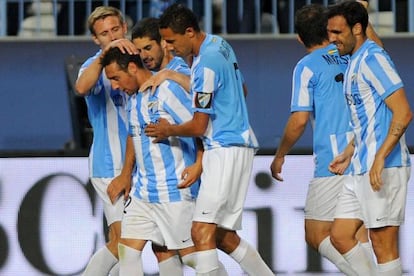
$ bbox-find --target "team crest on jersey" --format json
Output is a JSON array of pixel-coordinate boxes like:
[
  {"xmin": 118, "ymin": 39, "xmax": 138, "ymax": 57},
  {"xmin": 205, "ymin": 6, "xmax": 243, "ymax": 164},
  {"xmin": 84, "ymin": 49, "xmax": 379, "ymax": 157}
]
[
  {"xmin": 148, "ymin": 100, "xmax": 159, "ymax": 115},
  {"xmin": 195, "ymin": 92, "xmax": 212, "ymax": 109}
]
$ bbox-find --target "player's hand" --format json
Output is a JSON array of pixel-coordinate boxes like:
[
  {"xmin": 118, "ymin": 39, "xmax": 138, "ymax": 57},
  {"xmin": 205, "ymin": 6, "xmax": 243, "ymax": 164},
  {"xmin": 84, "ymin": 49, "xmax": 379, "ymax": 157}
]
[
  {"xmin": 145, "ymin": 118, "xmax": 171, "ymax": 143},
  {"xmin": 369, "ymin": 157, "xmax": 384, "ymax": 191},
  {"xmin": 139, "ymin": 69, "xmax": 172, "ymax": 93},
  {"xmin": 328, "ymin": 153, "xmax": 351, "ymax": 175},
  {"xmin": 105, "ymin": 38, "xmax": 138, "ymax": 55},
  {"xmin": 107, "ymin": 173, "xmax": 131, "ymax": 204},
  {"xmin": 178, "ymin": 163, "xmax": 202, "ymax": 189},
  {"xmin": 357, "ymin": 0, "xmax": 369, "ymax": 10},
  {"xmin": 270, "ymin": 156, "xmax": 284, "ymax": 181}
]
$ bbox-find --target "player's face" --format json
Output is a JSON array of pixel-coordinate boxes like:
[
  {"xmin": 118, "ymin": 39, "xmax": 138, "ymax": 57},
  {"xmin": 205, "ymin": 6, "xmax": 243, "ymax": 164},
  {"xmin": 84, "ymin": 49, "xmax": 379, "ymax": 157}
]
[
  {"xmin": 92, "ymin": 16, "xmax": 127, "ymax": 49},
  {"xmin": 132, "ymin": 37, "xmax": 164, "ymax": 71},
  {"xmin": 104, "ymin": 62, "xmax": 138, "ymax": 95},
  {"xmin": 159, "ymin": 27, "xmax": 192, "ymax": 58},
  {"xmin": 327, "ymin": 15, "xmax": 356, "ymax": 56}
]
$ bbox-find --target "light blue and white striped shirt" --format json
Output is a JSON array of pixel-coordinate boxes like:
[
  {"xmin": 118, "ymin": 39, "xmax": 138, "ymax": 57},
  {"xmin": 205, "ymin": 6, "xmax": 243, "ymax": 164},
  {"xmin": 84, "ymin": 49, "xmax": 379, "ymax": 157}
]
[
  {"xmin": 128, "ymin": 79, "xmax": 199, "ymax": 203},
  {"xmin": 78, "ymin": 50, "xmax": 128, "ymax": 178},
  {"xmin": 191, "ymin": 34, "xmax": 259, "ymax": 150},
  {"xmin": 344, "ymin": 39, "xmax": 410, "ymax": 174},
  {"xmin": 291, "ymin": 44, "xmax": 353, "ymax": 177}
]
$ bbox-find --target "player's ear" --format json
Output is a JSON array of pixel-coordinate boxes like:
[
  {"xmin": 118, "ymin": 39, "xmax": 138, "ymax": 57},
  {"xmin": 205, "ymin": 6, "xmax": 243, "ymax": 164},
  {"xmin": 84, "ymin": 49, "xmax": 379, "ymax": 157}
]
[{"xmin": 296, "ymin": 35, "xmax": 304, "ymax": 45}]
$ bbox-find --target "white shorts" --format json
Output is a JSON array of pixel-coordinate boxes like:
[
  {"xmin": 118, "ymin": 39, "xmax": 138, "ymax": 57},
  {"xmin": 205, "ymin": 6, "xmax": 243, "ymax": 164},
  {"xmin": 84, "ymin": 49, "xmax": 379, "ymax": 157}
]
[
  {"xmin": 335, "ymin": 167, "xmax": 410, "ymax": 228},
  {"xmin": 90, "ymin": 177, "xmax": 124, "ymax": 226},
  {"xmin": 304, "ymin": 175, "xmax": 345, "ymax": 221},
  {"xmin": 193, "ymin": 147, "xmax": 255, "ymax": 230},
  {"xmin": 121, "ymin": 196, "xmax": 195, "ymax": 250}
]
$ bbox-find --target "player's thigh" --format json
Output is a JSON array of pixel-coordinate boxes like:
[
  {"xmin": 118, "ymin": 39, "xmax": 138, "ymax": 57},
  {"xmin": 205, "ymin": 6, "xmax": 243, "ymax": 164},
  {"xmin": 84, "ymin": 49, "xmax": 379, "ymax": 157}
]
[{"xmin": 305, "ymin": 176, "xmax": 344, "ymax": 221}]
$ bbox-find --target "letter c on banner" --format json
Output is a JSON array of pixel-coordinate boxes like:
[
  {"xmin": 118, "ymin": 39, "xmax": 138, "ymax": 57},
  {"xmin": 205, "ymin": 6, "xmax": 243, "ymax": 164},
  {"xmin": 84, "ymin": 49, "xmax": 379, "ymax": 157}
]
[{"xmin": 17, "ymin": 173, "xmax": 97, "ymax": 275}]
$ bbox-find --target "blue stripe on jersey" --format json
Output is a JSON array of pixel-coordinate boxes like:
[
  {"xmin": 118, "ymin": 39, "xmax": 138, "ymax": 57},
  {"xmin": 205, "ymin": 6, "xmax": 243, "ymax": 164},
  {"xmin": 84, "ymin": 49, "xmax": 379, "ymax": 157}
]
[
  {"xmin": 345, "ymin": 40, "xmax": 410, "ymax": 174},
  {"xmin": 79, "ymin": 51, "xmax": 128, "ymax": 178},
  {"xmin": 129, "ymin": 80, "xmax": 199, "ymax": 203},
  {"xmin": 191, "ymin": 34, "xmax": 258, "ymax": 150},
  {"xmin": 291, "ymin": 44, "xmax": 352, "ymax": 177}
]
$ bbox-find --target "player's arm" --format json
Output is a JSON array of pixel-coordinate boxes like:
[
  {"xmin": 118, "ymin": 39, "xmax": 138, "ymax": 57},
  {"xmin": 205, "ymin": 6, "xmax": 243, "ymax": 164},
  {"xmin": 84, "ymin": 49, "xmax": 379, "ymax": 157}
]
[
  {"xmin": 370, "ymin": 88, "xmax": 412, "ymax": 191},
  {"xmin": 270, "ymin": 111, "xmax": 309, "ymax": 181},
  {"xmin": 107, "ymin": 135, "xmax": 136, "ymax": 203},
  {"xmin": 139, "ymin": 69, "xmax": 190, "ymax": 93},
  {"xmin": 145, "ymin": 111, "xmax": 209, "ymax": 142},
  {"xmin": 358, "ymin": 0, "xmax": 384, "ymax": 48},
  {"xmin": 75, "ymin": 55, "xmax": 104, "ymax": 96},
  {"xmin": 178, "ymin": 138, "xmax": 204, "ymax": 188}
]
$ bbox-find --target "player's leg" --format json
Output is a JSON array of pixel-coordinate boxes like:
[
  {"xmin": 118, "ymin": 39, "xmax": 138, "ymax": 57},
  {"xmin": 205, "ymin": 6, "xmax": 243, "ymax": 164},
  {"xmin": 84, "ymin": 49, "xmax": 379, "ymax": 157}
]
[
  {"xmin": 152, "ymin": 244, "xmax": 183, "ymax": 276},
  {"xmin": 82, "ymin": 223, "xmax": 121, "ymax": 276},
  {"xmin": 304, "ymin": 176, "xmax": 358, "ymax": 275},
  {"xmin": 83, "ymin": 178, "xmax": 124, "ymax": 276},
  {"xmin": 119, "ymin": 197, "xmax": 164, "ymax": 275},
  {"xmin": 331, "ymin": 175, "xmax": 376, "ymax": 275},
  {"xmin": 118, "ymin": 238, "xmax": 146, "ymax": 275},
  {"xmin": 217, "ymin": 228, "xmax": 274, "ymax": 276},
  {"xmin": 331, "ymin": 218, "xmax": 376, "ymax": 275},
  {"xmin": 365, "ymin": 167, "xmax": 409, "ymax": 275},
  {"xmin": 216, "ymin": 147, "xmax": 272, "ymax": 275}
]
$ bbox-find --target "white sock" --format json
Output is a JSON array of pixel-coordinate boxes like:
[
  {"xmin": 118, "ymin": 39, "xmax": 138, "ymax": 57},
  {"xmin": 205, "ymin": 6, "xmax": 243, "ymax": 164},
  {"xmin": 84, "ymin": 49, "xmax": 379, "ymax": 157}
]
[
  {"xmin": 318, "ymin": 236, "xmax": 357, "ymax": 276},
  {"xmin": 378, "ymin": 258, "xmax": 403, "ymax": 276},
  {"xmin": 229, "ymin": 239, "xmax": 274, "ymax": 276},
  {"xmin": 109, "ymin": 262, "xmax": 120, "ymax": 276},
  {"xmin": 182, "ymin": 252, "xmax": 228, "ymax": 276},
  {"xmin": 158, "ymin": 255, "xmax": 183, "ymax": 276},
  {"xmin": 118, "ymin": 243, "xmax": 143, "ymax": 276},
  {"xmin": 182, "ymin": 252, "xmax": 197, "ymax": 269},
  {"xmin": 343, "ymin": 242, "xmax": 376, "ymax": 276},
  {"xmin": 195, "ymin": 249, "xmax": 220, "ymax": 276},
  {"xmin": 82, "ymin": 246, "xmax": 118, "ymax": 276},
  {"xmin": 361, "ymin": 241, "xmax": 377, "ymax": 266}
]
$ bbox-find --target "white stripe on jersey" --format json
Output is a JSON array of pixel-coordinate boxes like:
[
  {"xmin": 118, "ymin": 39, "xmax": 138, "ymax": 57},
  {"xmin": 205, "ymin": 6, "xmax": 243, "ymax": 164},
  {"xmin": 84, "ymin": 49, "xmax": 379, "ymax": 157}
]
[{"xmin": 297, "ymin": 66, "xmax": 312, "ymax": 107}]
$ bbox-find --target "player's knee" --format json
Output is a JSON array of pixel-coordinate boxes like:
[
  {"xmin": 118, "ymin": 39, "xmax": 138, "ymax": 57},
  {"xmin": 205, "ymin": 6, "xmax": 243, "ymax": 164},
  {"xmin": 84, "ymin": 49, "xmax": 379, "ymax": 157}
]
[{"xmin": 191, "ymin": 223, "xmax": 215, "ymax": 247}]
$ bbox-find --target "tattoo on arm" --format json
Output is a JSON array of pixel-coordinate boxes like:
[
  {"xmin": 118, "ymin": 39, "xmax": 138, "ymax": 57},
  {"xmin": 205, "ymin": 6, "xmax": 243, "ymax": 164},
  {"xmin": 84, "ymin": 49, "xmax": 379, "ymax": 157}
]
[{"xmin": 390, "ymin": 122, "xmax": 406, "ymax": 137}]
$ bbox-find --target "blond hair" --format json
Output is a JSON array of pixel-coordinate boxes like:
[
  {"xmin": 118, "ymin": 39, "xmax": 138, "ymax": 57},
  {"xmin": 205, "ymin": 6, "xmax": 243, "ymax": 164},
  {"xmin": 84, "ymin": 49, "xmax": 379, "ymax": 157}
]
[{"xmin": 87, "ymin": 6, "xmax": 125, "ymax": 35}]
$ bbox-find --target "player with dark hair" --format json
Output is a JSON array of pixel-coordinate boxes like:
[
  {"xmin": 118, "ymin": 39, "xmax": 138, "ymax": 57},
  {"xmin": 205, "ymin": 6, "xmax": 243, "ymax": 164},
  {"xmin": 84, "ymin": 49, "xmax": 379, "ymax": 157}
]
[
  {"xmin": 328, "ymin": 1, "xmax": 412, "ymax": 274},
  {"xmin": 145, "ymin": 3, "xmax": 274, "ymax": 276}
]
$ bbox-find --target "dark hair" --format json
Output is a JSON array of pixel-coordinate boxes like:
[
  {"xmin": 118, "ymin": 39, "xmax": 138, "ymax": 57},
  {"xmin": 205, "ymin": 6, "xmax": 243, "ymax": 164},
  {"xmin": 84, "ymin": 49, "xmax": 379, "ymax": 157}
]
[
  {"xmin": 295, "ymin": 4, "xmax": 328, "ymax": 48},
  {"xmin": 101, "ymin": 47, "xmax": 143, "ymax": 70},
  {"xmin": 131, "ymin": 17, "xmax": 161, "ymax": 43},
  {"xmin": 158, "ymin": 3, "xmax": 200, "ymax": 34},
  {"xmin": 327, "ymin": 0, "xmax": 368, "ymax": 35}
]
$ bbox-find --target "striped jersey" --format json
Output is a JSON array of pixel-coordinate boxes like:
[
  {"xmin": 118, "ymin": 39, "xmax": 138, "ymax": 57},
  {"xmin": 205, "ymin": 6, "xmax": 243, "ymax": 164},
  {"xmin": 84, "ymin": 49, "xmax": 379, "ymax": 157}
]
[
  {"xmin": 78, "ymin": 50, "xmax": 128, "ymax": 178},
  {"xmin": 291, "ymin": 43, "xmax": 353, "ymax": 177},
  {"xmin": 165, "ymin": 56, "xmax": 190, "ymax": 75},
  {"xmin": 191, "ymin": 34, "xmax": 259, "ymax": 150},
  {"xmin": 344, "ymin": 39, "xmax": 410, "ymax": 174},
  {"xmin": 128, "ymin": 79, "xmax": 199, "ymax": 203}
]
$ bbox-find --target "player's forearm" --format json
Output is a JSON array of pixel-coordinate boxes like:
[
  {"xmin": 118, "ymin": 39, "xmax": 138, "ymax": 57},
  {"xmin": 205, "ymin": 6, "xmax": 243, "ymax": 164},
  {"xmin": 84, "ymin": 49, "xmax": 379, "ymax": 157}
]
[
  {"xmin": 376, "ymin": 118, "xmax": 412, "ymax": 159},
  {"xmin": 75, "ymin": 56, "xmax": 104, "ymax": 95},
  {"xmin": 275, "ymin": 115, "xmax": 307, "ymax": 158}
]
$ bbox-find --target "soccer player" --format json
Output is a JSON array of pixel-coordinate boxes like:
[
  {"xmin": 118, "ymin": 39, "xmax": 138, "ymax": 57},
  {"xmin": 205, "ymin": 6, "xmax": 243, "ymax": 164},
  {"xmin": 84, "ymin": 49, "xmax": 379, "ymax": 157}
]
[
  {"xmin": 75, "ymin": 6, "xmax": 136, "ymax": 276},
  {"xmin": 145, "ymin": 4, "xmax": 274, "ymax": 276},
  {"xmin": 102, "ymin": 46, "xmax": 202, "ymax": 275},
  {"xmin": 327, "ymin": 1, "xmax": 412, "ymax": 275},
  {"xmin": 130, "ymin": 17, "xmax": 191, "ymax": 93}
]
